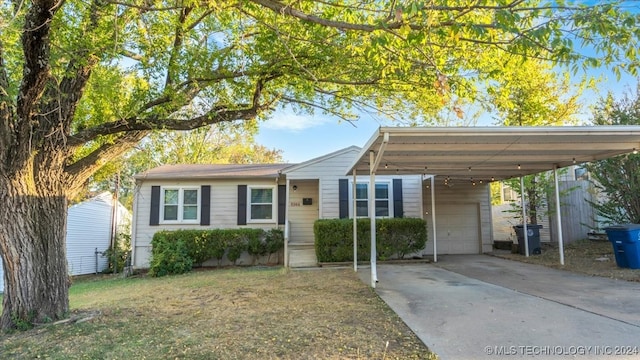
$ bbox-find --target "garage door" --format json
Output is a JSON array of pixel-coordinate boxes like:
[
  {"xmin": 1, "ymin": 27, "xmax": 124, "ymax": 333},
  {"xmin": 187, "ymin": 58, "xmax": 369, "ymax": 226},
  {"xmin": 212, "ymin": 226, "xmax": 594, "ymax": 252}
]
[{"xmin": 431, "ymin": 203, "xmax": 480, "ymax": 254}]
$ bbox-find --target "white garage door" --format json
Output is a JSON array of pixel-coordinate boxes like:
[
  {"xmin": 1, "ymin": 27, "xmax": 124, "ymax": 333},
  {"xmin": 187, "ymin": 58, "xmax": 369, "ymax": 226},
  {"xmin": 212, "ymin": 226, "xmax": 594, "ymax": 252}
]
[{"xmin": 432, "ymin": 203, "xmax": 481, "ymax": 254}]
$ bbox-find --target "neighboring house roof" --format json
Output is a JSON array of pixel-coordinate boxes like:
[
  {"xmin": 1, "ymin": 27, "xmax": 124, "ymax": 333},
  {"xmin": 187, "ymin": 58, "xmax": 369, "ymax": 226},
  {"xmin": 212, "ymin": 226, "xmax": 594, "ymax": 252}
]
[
  {"xmin": 281, "ymin": 145, "xmax": 361, "ymax": 174},
  {"xmin": 134, "ymin": 163, "xmax": 294, "ymax": 180}
]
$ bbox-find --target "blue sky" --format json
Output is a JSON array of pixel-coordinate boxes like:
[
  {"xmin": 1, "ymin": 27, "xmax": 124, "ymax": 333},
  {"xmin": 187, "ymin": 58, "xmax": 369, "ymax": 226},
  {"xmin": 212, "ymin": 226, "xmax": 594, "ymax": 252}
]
[{"xmin": 256, "ymin": 69, "xmax": 637, "ymax": 164}]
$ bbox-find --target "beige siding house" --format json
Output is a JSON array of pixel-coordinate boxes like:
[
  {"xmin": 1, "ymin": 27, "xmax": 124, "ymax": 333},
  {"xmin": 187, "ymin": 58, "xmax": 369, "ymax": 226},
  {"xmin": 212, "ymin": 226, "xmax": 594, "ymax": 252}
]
[
  {"xmin": 132, "ymin": 164, "xmax": 288, "ymax": 268},
  {"xmin": 131, "ymin": 146, "xmax": 493, "ymax": 269}
]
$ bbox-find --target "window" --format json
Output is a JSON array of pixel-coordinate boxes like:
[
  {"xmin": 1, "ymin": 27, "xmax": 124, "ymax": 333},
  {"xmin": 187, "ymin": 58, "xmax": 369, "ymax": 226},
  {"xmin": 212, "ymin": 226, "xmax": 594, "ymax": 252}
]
[
  {"xmin": 354, "ymin": 182, "xmax": 391, "ymax": 217},
  {"xmin": 249, "ymin": 186, "xmax": 274, "ymax": 222},
  {"xmin": 161, "ymin": 187, "xmax": 199, "ymax": 223}
]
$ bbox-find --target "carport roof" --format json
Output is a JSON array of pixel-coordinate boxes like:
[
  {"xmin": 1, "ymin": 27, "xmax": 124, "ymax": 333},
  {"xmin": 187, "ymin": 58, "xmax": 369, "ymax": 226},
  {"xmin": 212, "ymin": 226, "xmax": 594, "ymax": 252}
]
[{"xmin": 346, "ymin": 126, "xmax": 640, "ymax": 181}]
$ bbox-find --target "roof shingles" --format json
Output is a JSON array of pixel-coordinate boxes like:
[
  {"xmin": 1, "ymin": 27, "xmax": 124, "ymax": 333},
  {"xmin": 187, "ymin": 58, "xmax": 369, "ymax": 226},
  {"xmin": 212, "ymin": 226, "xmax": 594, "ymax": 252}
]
[{"xmin": 134, "ymin": 163, "xmax": 294, "ymax": 180}]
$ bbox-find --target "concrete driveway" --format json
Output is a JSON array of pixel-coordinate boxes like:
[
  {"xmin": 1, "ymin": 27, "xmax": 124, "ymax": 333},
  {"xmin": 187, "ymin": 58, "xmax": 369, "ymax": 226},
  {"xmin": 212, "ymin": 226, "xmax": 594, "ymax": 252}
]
[{"xmin": 358, "ymin": 255, "xmax": 640, "ymax": 360}]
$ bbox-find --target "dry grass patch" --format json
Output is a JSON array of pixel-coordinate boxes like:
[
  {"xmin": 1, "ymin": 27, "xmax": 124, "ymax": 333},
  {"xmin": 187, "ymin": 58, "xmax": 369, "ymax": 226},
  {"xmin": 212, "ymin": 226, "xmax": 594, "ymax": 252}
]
[
  {"xmin": 494, "ymin": 239, "xmax": 640, "ymax": 282},
  {"xmin": 0, "ymin": 267, "xmax": 436, "ymax": 359}
]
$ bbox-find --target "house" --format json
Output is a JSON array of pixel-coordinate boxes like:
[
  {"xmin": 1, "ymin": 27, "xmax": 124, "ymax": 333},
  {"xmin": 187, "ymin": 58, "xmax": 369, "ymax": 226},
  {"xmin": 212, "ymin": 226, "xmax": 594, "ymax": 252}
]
[
  {"xmin": 0, "ymin": 192, "xmax": 130, "ymax": 292},
  {"xmin": 131, "ymin": 145, "xmax": 494, "ymax": 269}
]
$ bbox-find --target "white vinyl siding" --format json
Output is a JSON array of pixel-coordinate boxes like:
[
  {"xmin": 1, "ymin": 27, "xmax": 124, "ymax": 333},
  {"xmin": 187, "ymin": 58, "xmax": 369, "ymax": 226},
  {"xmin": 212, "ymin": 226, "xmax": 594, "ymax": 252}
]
[
  {"xmin": 248, "ymin": 186, "xmax": 275, "ymax": 223},
  {"xmin": 132, "ymin": 179, "xmax": 282, "ymax": 269},
  {"xmin": 160, "ymin": 187, "xmax": 199, "ymax": 224}
]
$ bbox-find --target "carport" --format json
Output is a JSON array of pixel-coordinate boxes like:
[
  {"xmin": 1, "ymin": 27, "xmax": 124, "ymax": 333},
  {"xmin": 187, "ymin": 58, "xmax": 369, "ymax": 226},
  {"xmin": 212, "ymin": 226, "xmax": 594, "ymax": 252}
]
[{"xmin": 346, "ymin": 126, "xmax": 640, "ymax": 287}]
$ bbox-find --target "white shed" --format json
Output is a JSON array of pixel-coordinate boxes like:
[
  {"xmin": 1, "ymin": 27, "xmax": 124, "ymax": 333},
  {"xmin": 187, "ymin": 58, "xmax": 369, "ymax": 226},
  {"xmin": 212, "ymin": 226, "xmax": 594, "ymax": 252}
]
[{"xmin": 0, "ymin": 192, "xmax": 130, "ymax": 292}]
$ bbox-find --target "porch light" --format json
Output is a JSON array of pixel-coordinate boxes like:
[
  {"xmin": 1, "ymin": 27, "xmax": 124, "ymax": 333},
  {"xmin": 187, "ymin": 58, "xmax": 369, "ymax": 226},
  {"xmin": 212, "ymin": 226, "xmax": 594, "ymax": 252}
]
[
  {"xmin": 517, "ymin": 164, "xmax": 521, "ymax": 169},
  {"xmin": 634, "ymin": 148, "xmax": 638, "ymax": 154}
]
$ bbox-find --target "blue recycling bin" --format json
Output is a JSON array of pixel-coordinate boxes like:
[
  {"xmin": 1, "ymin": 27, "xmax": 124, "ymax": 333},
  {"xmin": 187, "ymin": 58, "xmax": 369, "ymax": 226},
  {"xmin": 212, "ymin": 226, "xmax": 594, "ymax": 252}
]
[{"xmin": 604, "ymin": 224, "xmax": 640, "ymax": 269}]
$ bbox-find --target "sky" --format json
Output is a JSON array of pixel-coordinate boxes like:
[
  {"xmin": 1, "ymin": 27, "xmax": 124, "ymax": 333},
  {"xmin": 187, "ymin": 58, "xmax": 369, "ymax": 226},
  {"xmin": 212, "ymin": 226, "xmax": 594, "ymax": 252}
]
[{"xmin": 256, "ymin": 69, "xmax": 638, "ymax": 164}]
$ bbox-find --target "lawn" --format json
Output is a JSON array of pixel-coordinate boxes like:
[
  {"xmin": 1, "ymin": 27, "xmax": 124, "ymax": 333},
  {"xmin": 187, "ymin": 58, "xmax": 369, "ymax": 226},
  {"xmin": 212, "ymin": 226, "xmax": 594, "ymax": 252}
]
[{"xmin": 0, "ymin": 267, "xmax": 437, "ymax": 359}]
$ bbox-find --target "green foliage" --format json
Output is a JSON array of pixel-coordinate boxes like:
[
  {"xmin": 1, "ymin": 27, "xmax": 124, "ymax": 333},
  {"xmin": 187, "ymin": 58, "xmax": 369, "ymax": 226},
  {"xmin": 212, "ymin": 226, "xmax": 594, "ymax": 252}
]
[
  {"xmin": 314, "ymin": 218, "xmax": 427, "ymax": 262},
  {"xmin": 264, "ymin": 229, "xmax": 284, "ymax": 264},
  {"xmin": 149, "ymin": 234, "xmax": 193, "ymax": 277},
  {"xmin": 246, "ymin": 231, "xmax": 268, "ymax": 265},
  {"xmin": 226, "ymin": 234, "xmax": 247, "ymax": 265},
  {"xmin": 485, "ymin": 59, "xmax": 588, "ymax": 126},
  {"xmin": 148, "ymin": 229, "xmax": 280, "ymax": 273},
  {"xmin": 585, "ymin": 84, "xmax": 640, "ymax": 225},
  {"xmin": 87, "ymin": 123, "xmax": 283, "ymax": 210},
  {"xmin": 103, "ymin": 230, "xmax": 131, "ymax": 273},
  {"xmin": 10, "ymin": 311, "xmax": 35, "ymax": 331}
]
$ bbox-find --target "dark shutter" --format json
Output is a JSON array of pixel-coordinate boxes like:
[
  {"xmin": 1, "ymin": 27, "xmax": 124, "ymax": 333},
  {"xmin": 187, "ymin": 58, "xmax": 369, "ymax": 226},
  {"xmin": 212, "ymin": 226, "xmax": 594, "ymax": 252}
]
[
  {"xmin": 393, "ymin": 179, "xmax": 403, "ymax": 218},
  {"xmin": 150, "ymin": 186, "xmax": 160, "ymax": 226},
  {"xmin": 278, "ymin": 185, "xmax": 286, "ymax": 225},
  {"xmin": 237, "ymin": 185, "xmax": 247, "ymax": 225},
  {"xmin": 338, "ymin": 179, "xmax": 349, "ymax": 219},
  {"xmin": 200, "ymin": 185, "xmax": 211, "ymax": 226}
]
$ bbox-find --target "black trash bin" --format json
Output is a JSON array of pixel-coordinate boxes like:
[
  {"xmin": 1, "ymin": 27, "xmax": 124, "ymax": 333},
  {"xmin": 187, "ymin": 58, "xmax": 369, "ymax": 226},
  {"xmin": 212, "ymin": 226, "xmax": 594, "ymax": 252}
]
[
  {"xmin": 604, "ymin": 224, "xmax": 640, "ymax": 269},
  {"xmin": 513, "ymin": 224, "xmax": 543, "ymax": 255}
]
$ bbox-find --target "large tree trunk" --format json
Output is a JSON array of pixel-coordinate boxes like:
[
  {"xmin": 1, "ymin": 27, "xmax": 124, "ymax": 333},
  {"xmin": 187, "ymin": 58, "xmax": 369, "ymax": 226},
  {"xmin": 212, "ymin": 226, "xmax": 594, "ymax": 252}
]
[{"xmin": 0, "ymin": 166, "xmax": 70, "ymax": 330}]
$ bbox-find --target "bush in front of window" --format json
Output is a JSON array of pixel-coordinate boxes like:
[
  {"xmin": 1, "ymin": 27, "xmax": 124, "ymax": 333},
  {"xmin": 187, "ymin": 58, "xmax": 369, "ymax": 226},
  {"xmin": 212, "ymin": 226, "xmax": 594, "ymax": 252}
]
[
  {"xmin": 149, "ymin": 232, "xmax": 193, "ymax": 277},
  {"xmin": 149, "ymin": 228, "xmax": 283, "ymax": 276},
  {"xmin": 314, "ymin": 218, "xmax": 427, "ymax": 263},
  {"xmin": 264, "ymin": 229, "xmax": 284, "ymax": 264},
  {"xmin": 226, "ymin": 232, "xmax": 248, "ymax": 265}
]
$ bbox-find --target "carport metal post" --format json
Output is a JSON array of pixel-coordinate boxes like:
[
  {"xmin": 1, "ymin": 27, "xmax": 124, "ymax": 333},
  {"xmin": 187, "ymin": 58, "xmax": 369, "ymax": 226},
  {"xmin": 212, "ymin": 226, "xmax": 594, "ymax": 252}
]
[
  {"xmin": 431, "ymin": 175, "xmax": 437, "ymax": 262},
  {"xmin": 353, "ymin": 169, "xmax": 357, "ymax": 272},
  {"xmin": 553, "ymin": 165, "xmax": 565, "ymax": 265},
  {"xmin": 520, "ymin": 176, "xmax": 530, "ymax": 257},
  {"xmin": 369, "ymin": 150, "xmax": 377, "ymax": 287}
]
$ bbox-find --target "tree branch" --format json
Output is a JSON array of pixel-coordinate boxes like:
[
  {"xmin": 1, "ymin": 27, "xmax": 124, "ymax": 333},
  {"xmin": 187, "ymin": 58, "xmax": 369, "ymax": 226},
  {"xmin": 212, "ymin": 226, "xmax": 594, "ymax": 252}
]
[
  {"xmin": 17, "ymin": 0, "xmax": 59, "ymax": 122},
  {"xmin": 68, "ymin": 75, "xmax": 277, "ymax": 146},
  {"xmin": 64, "ymin": 130, "xmax": 149, "ymax": 195},
  {"xmin": 165, "ymin": 6, "xmax": 192, "ymax": 88}
]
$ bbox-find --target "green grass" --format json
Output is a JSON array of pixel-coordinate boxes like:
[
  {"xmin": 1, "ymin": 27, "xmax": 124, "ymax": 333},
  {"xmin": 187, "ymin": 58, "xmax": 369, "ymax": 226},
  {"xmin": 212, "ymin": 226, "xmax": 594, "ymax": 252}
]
[{"xmin": 0, "ymin": 268, "xmax": 437, "ymax": 359}]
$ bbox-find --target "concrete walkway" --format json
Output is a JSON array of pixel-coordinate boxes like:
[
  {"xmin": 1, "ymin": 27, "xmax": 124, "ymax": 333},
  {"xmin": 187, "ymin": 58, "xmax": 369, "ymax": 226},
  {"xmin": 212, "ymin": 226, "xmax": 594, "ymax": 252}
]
[{"xmin": 358, "ymin": 255, "xmax": 640, "ymax": 360}]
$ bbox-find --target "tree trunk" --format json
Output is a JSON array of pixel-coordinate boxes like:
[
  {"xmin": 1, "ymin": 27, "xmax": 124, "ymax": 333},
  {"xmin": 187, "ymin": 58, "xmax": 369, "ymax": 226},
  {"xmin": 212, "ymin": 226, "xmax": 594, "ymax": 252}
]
[{"xmin": 0, "ymin": 170, "xmax": 70, "ymax": 330}]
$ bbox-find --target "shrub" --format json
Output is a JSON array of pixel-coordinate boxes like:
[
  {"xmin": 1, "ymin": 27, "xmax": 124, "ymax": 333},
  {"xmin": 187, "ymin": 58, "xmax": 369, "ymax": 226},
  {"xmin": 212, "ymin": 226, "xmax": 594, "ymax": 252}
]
[
  {"xmin": 150, "ymin": 228, "xmax": 278, "ymax": 273},
  {"xmin": 246, "ymin": 233, "xmax": 267, "ymax": 265},
  {"xmin": 226, "ymin": 233, "xmax": 247, "ymax": 265},
  {"xmin": 314, "ymin": 218, "xmax": 427, "ymax": 262},
  {"xmin": 208, "ymin": 230, "xmax": 227, "ymax": 267},
  {"xmin": 103, "ymin": 230, "xmax": 131, "ymax": 273},
  {"xmin": 149, "ymin": 232, "xmax": 193, "ymax": 277},
  {"xmin": 265, "ymin": 229, "xmax": 284, "ymax": 264}
]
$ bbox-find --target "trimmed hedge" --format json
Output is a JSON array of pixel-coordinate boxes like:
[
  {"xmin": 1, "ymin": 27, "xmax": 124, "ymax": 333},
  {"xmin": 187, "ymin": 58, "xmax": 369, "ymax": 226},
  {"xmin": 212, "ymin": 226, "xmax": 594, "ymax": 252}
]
[
  {"xmin": 314, "ymin": 218, "xmax": 427, "ymax": 262},
  {"xmin": 149, "ymin": 228, "xmax": 284, "ymax": 276}
]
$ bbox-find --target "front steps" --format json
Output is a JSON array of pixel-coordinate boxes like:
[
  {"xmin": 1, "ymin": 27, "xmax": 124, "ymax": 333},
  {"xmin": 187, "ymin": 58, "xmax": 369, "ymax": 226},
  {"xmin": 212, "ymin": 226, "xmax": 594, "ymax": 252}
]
[{"xmin": 288, "ymin": 242, "xmax": 317, "ymax": 267}]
